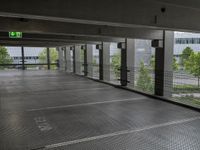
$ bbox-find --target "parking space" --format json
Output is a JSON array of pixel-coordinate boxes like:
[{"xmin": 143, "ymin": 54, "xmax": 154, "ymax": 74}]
[{"xmin": 0, "ymin": 70, "xmax": 200, "ymax": 150}]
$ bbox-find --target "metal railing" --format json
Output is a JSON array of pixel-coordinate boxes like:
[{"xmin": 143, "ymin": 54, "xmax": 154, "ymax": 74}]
[{"xmin": 64, "ymin": 61, "xmax": 200, "ymax": 109}]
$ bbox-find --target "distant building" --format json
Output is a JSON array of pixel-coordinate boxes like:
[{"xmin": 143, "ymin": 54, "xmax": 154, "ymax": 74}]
[
  {"xmin": 174, "ymin": 32, "xmax": 200, "ymax": 62},
  {"xmin": 6, "ymin": 47, "xmax": 44, "ymax": 64}
]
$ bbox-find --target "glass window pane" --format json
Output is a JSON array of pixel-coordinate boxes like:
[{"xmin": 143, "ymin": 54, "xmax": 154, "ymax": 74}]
[
  {"xmin": 0, "ymin": 46, "xmax": 22, "ymax": 70},
  {"xmin": 171, "ymin": 31, "xmax": 200, "ymax": 108}
]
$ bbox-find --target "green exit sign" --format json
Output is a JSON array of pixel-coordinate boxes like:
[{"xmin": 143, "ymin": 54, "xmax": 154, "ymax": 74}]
[{"xmin": 9, "ymin": 32, "xmax": 23, "ymax": 38}]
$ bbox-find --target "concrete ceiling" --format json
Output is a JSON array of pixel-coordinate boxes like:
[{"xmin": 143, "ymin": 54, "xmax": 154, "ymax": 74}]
[
  {"xmin": 4, "ymin": 0, "xmax": 198, "ymax": 46},
  {"xmin": 0, "ymin": 16, "xmax": 163, "ymax": 46},
  {"xmin": 0, "ymin": 0, "xmax": 199, "ymax": 32}
]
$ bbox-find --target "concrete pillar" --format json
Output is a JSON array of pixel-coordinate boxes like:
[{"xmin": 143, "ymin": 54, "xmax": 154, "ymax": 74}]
[
  {"xmin": 153, "ymin": 31, "xmax": 174, "ymax": 97},
  {"xmin": 63, "ymin": 47, "xmax": 67, "ymax": 71},
  {"xmin": 126, "ymin": 39, "xmax": 136, "ymax": 87},
  {"xmin": 65, "ymin": 46, "xmax": 72, "ymax": 72},
  {"xmin": 61, "ymin": 47, "xmax": 66, "ymax": 71},
  {"xmin": 163, "ymin": 31, "xmax": 174, "ymax": 98},
  {"xmin": 58, "ymin": 47, "xmax": 64, "ymax": 71},
  {"xmin": 86, "ymin": 44, "xmax": 93, "ymax": 77},
  {"xmin": 74, "ymin": 45, "xmax": 81, "ymax": 75},
  {"xmin": 71, "ymin": 46, "xmax": 76, "ymax": 73},
  {"xmin": 103, "ymin": 42, "xmax": 111, "ymax": 82}
]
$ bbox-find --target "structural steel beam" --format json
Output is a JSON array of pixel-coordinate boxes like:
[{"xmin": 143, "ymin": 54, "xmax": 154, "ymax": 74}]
[
  {"xmin": 0, "ymin": 17, "xmax": 163, "ymax": 40},
  {"xmin": 0, "ymin": 0, "xmax": 200, "ymax": 31},
  {"xmin": 82, "ymin": 45, "xmax": 88, "ymax": 76},
  {"xmin": 118, "ymin": 42, "xmax": 128, "ymax": 86},
  {"xmin": 96, "ymin": 43, "xmax": 104, "ymax": 80},
  {"xmin": 21, "ymin": 46, "xmax": 25, "ymax": 70},
  {"xmin": 47, "ymin": 47, "xmax": 50, "ymax": 70}
]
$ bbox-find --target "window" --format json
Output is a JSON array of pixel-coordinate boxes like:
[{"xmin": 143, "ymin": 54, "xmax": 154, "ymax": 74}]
[{"xmin": 175, "ymin": 38, "xmax": 200, "ymax": 44}]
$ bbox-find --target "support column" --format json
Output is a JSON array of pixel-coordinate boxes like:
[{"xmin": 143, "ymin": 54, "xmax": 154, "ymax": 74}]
[
  {"xmin": 96, "ymin": 43, "xmax": 103, "ymax": 80},
  {"xmin": 81, "ymin": 45, "xmax": 88, "ymax": 76},
  {"xmin": 118, "ymin": 42, "xmax": 127, "ymax": 86},
  {"xmin": 152, "ymin": 31, "xmax": 174, "ymax": 97},
  {"xmin": 58, "ymin": 47, "xmax": 64, "ymax": 71},
  {"xmin": 86, "ymin": 44, "xmax": 93, "ymax": 77},
  {"xmin": 21, "ymin": 46, "xmax": 25, "ymax": 70},
  {"xmin": 63, "ymin": 47, "xmax": 67, "ymax": 71},
  {"xmin": 163, "ymin": 31, "xmax": 174, "ymax": 98},
  {"xmin": 74, "ymin": 45, "xmax": 81, "ymax": 75},
  {"xmin": 66, "ymin": 46, "xmax": 71, "ymax": 72},
  {"xmin": 126, "ymin": 39, "xmax": 136, "ymax": 87},
  {"xmin": 155, "ymin": 47, "xmax": 164, "ymax": 96},
  {"xmin": 152, "ymin": 39, "xmax": 164, "ymax": 96},
  {"xmin": 103, "ymin": 42, "xmax": 111, "ymax": 82},
  {"xmin": 70, "ymin": 46, "xmax": 76, "ymax": 73},
  {"xmin": 47, "ymin": 47, "xmax": 50, "ymax": 70}
]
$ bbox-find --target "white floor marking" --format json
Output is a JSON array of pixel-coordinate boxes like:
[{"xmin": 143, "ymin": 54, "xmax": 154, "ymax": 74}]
[
  {"xmin": 27, "ymin": 97, "xmax": 146, "ymax": 112},
  {"xmin": 45, "ymin": 116, "xmax": 200, "ymax": 149}
]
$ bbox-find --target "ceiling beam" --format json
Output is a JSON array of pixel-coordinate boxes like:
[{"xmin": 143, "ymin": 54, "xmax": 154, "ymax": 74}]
[
  {"xmin": 0, "ymin": 38, "xmax": 101, "ymax": 47},
  {"xmin": 0, "ymin": 17, "xmax": 163, "ymax": 40},
  {"xmin": 0, "ymin": 32, "xmax": 125, "ymax": 42},
  {"xmin": 0, "ymin": 40, "xmax": 68, "ymax": 47}
]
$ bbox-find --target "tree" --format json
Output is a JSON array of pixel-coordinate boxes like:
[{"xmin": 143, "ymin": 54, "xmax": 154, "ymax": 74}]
[
  {"xmin": 185, "ymin": 52, "xmax": 200, "ymax": 87},
  {"xmin": 111, "ymin": 52, "xmax": 121, "ymax": 78},
  {"xmin": 136, "ymin": 61, "xmax": 153, "ymax": 92},
  {"xmin": 150, "ymin": 55, "xmax": 155, "ymax": 69},
  {"xmin": 181, "ymin": 47, "xmax": 194, "ymax": 67},
  {"xmin": 39, "ymin": 48, "xmax": 58, "ymax": 69},
  {"xmin": 150, "ymin": 55, "xmax": 179, "ymax": 71},
  {"xmin": 172, "ymin": 57, "xmax": 179, "ymax": 71},
  {"xmin": 0, "ymin": 46, "xmax": 13, "ymax": 69}
]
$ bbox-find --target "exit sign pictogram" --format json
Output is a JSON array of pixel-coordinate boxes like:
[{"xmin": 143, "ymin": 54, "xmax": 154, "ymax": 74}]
[{"xmin": 9, "ymin": 32, "xmax": 23, "ymax": 38}]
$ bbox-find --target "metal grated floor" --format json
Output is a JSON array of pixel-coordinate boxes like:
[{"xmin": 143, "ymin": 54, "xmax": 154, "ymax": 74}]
[{"xmin": 0, "ymin": 70, "xmax": 200, "ymax": 150}]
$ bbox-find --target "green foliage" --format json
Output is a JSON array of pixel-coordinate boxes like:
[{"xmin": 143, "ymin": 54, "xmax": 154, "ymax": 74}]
[
  {"xmin": 111, "ymin": 52, "xmax": 121, "ymax": 78},
  {"xmin": 39, "ymin": 48, "xmax": 58, "ymax": 69},
  {"xmin": 173, "ymin": 84, "xmax": 199, "ymax": 93},
  {"xmin": 185, "ymin": 52, "xmax": 200, "ymax": 87},
  {"xmin": 150, "ymin": 55, "xmax": 155, "ymax": 69},
  {"xmin": 0, "ymin": 46, "xmax": 13, "ymax": 69},
  {"xmin": 92, "ymin": 58, "xmax": 97, "ymax": 65},
  {"xmin": 150, "ymin": 55, "xmax": 178, "ymax": 71},
  {"xmin": 136, "ymin": 61, "xmax": 153, "ymax": 93},
  {"xmin": 172, "ymin": 57, "xmax": 179, "ymax": 71},
  {"xmin": 173, "ymin": 96, "xmax": 200, "ymax": 106},
  {"xmin": 80, "ymin": 49, "xmax": 85, "ymax": 62},
  {"xmin": 181, "ymin": 47, "xmax": 194, "ymax": 66}
]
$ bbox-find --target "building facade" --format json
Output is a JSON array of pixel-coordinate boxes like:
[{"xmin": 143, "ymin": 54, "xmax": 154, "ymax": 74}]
[{"xmin": 6, "ymin": 47, "xmax": 45, "ymax": 64}]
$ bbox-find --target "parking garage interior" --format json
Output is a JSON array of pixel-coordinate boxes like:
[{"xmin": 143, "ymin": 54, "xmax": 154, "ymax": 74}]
[{"xmin": 0, "ymin": 1, "xmax": 200, "ymax": 150}]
